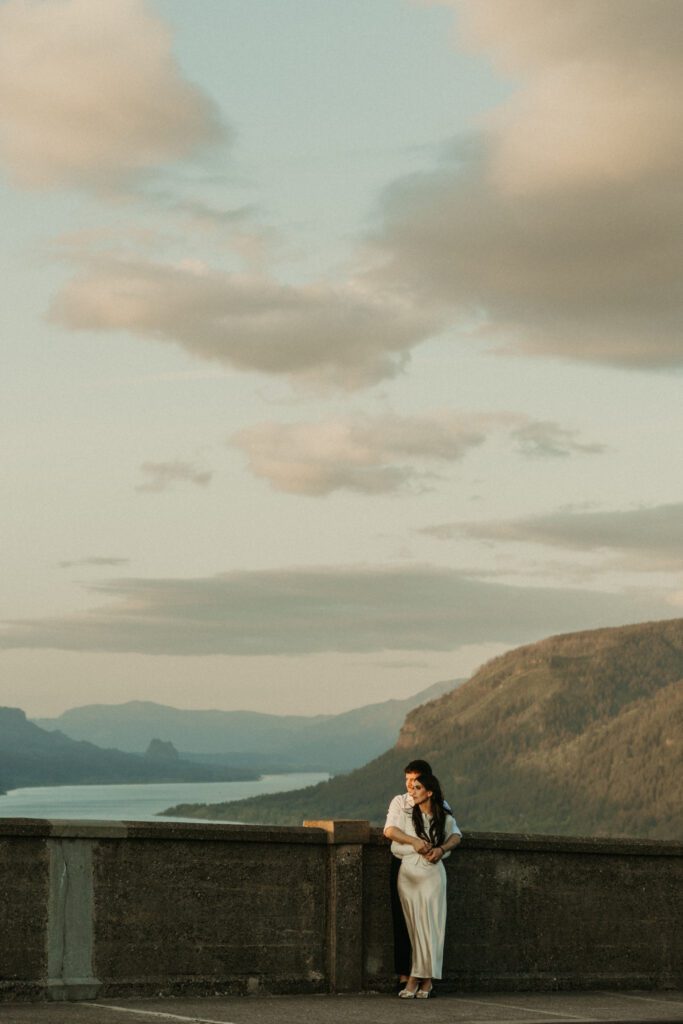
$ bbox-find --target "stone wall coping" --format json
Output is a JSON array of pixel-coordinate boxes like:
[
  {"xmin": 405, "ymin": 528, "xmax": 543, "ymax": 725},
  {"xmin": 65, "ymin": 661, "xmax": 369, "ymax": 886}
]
[
  {"xmin": 0, "ymin": 817, "xmax": 681, "ymax": 855},
  {"xmin": 0, "ymin": 818, "xmax": 328, "ymax": 844},
  {"xmin": 304, "ymin": 819, "xmax": 371, "ymax": 843},
  {"xmin": 367, "ymin": 826, "xmax": 683, "ymax": 857}
]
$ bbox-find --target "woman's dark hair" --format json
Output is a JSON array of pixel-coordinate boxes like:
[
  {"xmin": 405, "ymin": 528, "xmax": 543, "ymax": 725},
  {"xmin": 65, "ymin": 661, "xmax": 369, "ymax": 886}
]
[{"xmin": 411, "ymin": 772, "xmax": 448, "ymax": 847}]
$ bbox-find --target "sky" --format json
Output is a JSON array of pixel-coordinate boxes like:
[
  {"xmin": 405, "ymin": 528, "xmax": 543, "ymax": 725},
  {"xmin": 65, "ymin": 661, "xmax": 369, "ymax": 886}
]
[{"xmin": 1, "ymin": 0, "xmax": 682, "ymax": 718}]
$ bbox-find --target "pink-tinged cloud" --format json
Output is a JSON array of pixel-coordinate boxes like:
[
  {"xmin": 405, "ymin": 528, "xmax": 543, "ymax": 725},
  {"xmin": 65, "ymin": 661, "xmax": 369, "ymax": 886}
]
[
  {"xmin": 232, "ymin": 412, "xmax": 602, "ymax": 495},
  {"xmin": 435, "ymin": 0, "xmax": 683, "ymax": 193},
  {"xmin": 0, "ymin": 0, "xmax": 226, "ymax": 189},
  {"xmin": 373, "ymin": 1, "xmax": 683, "ymax": 369}
]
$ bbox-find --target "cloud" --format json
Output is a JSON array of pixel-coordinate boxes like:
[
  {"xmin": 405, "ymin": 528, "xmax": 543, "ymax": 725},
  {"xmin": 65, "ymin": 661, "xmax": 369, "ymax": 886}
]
[
  {"xmin": 0, "ymin": 565, "xmax": 674, "ymax": 656},
  {"xmin": 50, "ymin": 256, "xmax": 442, "ymax": 389},
  {"xmin": 437, "ymin": 0, "xmax": 683, "ymax": 193},
  {"xmin": 370, "ymin": 2, "xmax": 683, "ymax": 370},
  {"xmin": 511, "ymin": 422, "xmax": 606, "ymax": 459},
  {"xmin": 39, "ymin": 0, "xmax": 683, "ymax": 383},
  {"xmin": 373, "ymin": 140, "xmax": 683, "ymax": 369},
  {"xmin": 136, "ymin": 461, "xmax": 213, "ymax": 493},
  {"xmin": 232, "ymin": 411, "xmax": 603, "ymax": 495},
  {"xmin": 58, "ymin": 557, "xmax": 129, "ymax": 569},
  {"xmin": 232, "ymin": 411, "xmax": 494, "ymax": 495},
  {"xmin": 0, "ymin": 0, "xmax": 225, "ymax": 190},
  {"xmin": 422, "ymin": 502, "xmax": 683, "ymax": 571}
]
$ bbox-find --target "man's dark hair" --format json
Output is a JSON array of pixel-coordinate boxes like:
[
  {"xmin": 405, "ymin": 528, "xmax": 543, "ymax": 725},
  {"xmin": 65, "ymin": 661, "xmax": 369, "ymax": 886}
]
[{"xmin": 404, "ymin": 759, "xmax": 432, "ymax": 775}]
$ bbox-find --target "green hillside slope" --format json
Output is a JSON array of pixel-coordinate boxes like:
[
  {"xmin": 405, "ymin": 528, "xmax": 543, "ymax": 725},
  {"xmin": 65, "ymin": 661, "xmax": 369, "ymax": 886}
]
[{"xmin": 165, "ymin": 618, "xmax": 683, "ymax": 839}]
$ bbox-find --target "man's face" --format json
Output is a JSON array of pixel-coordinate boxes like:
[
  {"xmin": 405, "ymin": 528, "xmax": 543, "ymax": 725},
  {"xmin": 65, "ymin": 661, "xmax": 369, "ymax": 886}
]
[{"xmin": 405, "ymin": 772, "xmax": 419, "ymax": 797}]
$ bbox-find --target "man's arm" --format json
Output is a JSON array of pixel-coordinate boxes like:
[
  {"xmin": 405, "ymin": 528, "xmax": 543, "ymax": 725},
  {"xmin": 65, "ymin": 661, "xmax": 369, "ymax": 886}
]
[
  {"xmin": 384, "ymin": 824, "xmax": 431, "ymax": 853},
  {"xmin": 383, "ymin": 794, "xmax": 431, "ymax": 853}
]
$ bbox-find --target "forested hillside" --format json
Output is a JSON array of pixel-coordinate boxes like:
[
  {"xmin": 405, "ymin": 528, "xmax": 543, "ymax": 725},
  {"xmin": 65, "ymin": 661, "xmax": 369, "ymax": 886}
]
[{"xmin": 166, "ymin": 618, "xmax": 683, "ymax": 839}]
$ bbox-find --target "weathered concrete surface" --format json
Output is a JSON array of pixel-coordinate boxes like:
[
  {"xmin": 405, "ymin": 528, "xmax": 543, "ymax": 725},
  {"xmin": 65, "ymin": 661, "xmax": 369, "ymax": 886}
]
[
  {"xmin": 92, "ymin": 828, "xmax": 328, "ymax": 998},
  {"xmin": 47, "ymin": 839, "xmax": 100, "ymax": 1001},
  {"xmin": 0, "ymin": 990, "xmax": 682, "ymax": 1024},
  {"xmin": 305, "ymin": 820, "xmax": 370, "ymax": 992},
  {"xmin": 0, "ymin": 819, "xmax": 681, "ymax": 1002},
  {"xmin": 0, "ymin": 823, "xmax": 49, "ymax": 1000},
  {"xmin": 443, "ymin": 837, "xmax": 683, "ymax": 991}
]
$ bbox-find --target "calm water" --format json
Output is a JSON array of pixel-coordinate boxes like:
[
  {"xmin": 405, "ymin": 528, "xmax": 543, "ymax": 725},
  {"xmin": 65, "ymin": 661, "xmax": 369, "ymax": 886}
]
[{"xmin": 0, "ymin": 773, "xmax": 329, "ymax": 823}]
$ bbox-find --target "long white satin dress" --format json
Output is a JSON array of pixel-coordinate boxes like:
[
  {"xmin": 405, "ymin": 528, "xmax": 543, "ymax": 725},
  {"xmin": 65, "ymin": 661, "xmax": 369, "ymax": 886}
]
[{"xmin": 391, "ymin": 807, "xmax": 460, "ymax": 979}]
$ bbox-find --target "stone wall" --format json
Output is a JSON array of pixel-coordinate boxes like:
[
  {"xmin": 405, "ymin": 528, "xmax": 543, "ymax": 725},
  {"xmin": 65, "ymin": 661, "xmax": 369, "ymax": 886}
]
[
  {"xmin": 1, "ymin": 818, "xmax": 681, "ymax": 1002},
  {"xmin": 364, "ymin": 831, "xmax": 683, "ymax": 992}
]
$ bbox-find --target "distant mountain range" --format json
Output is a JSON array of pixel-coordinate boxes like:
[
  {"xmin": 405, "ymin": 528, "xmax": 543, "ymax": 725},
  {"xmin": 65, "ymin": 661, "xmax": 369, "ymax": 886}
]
[
  {"xmin": 32, "ymin": 679, "xmax": 459, "ymax": 772},
  {"xmin": 166, "ymin": 618, "xmax": 683, "ymax": 841},
  {"xmin": 0, "ymin": 708, "xmax": 257, "ymax": 794}
]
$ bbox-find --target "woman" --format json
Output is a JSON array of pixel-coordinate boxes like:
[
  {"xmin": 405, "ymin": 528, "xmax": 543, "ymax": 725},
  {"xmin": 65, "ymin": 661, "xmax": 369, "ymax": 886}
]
[{"xmin": 390, "ymin": 772, "xmax": 461, "ymax": 998}]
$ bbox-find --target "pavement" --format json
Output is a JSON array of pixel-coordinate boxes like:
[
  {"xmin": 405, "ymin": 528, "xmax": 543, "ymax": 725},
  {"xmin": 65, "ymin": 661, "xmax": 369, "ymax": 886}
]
[{"xmin": 1, "ymin": 991, "xmax": 683, "ymax": 1024}]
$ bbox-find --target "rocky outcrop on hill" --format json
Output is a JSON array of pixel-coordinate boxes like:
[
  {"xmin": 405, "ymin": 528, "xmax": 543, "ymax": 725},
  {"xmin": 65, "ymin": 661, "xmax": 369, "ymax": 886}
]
[
  {"xmin": 145, "ymin": 738, "xmax": 180, "ymax": 761},
  {"xmin": 175, "ymin": 618, "xmax": 683, "ymax": 839}
]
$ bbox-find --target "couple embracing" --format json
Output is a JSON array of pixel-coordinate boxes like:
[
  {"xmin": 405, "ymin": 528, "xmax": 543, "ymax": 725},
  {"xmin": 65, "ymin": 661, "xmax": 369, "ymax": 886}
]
[{"xmin": 384, "ymin": 759, "xmax": 461, "ymax": 999}]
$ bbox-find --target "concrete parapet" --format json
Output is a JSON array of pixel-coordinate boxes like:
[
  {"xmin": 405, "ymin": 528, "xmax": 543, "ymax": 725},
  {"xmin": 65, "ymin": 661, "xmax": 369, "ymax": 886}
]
[
  {"xmin": 304, "ymin": 820, "xmax": 370, "ymax": 992},
  {"xmin": 0, "ymin": 819, "xmax": 681, "ymax": 1002}
]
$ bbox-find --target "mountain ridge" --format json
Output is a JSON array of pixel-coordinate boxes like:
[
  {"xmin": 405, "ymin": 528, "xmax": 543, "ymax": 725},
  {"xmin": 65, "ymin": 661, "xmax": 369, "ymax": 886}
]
[
  {"xmin": 32, "ymin": 679, "xmax": 460, "ymax": 772},
  {"xmin": 165, "ymin": 618, "xmax": 683, "ymax": 839}
]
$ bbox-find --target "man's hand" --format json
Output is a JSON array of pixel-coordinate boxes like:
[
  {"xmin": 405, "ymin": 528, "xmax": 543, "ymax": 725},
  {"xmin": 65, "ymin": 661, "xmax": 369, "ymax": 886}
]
[{"xmin": 384, "ymin": 825, "xmax": 431, "ymax": 854}]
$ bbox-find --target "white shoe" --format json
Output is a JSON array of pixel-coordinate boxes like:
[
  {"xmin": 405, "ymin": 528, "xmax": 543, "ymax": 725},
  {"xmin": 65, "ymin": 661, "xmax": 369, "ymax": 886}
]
[
  {"xmin": 416, "ymin": 985, "xmax": 434, "ymax": 999},
  {"xmin": 398, "ymin": 986, "xmax": 417, "ymax": 999}
]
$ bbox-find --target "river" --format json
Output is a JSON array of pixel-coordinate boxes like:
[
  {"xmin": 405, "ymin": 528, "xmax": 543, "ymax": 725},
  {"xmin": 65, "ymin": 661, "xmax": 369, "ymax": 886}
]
[{"xmin": 0, "ymin": 772, "xmax": 329, "ymax": 823}]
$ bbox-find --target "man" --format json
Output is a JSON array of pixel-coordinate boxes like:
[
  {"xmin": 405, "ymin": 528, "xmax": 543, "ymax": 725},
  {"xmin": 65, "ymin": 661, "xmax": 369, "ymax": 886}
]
[{"xmin": 383, "ymin": 759, "xmax": 461, "ymax": 985}]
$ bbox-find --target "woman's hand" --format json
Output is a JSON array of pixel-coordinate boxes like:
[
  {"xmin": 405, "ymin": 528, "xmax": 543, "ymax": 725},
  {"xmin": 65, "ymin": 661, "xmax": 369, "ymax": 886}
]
[
  {"xmin": 412, "ymin": 837, "xmax": 432, "ymax": 854},
  {"xmin": 424, "ymin": 845, "xmax": 443, "ymax": 863}
]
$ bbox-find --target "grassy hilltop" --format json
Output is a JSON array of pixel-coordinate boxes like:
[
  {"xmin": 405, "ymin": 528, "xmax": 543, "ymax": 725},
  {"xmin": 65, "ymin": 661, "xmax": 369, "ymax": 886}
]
[{"xmin": 165, "ymin": 618, "xmax": 683, "ymax": 840}]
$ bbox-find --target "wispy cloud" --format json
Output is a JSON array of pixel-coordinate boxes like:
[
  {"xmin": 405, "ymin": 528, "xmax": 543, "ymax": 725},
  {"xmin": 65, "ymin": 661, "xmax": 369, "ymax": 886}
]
[
  {"xmin": 422, "ymin": 502, "xmax": 683, "ymax": 572},
  {"xmin": 232, "ymin": 411, "xmax": 603, "ymax": 495},
  {"xmin": 0, "ymin": 565, "xmax": 673, "ymax": 656},
  {"xmin": 0, "ymin": 0, "xmax": 226, "ymax": 190},
  {"xmin": 511, "ymin": 422, "xmax": 606, "ymax": 459},
  {"xmin": 136, "ymin": 461, "xmax": 213, "ymax": 493},
  {"xmin": 58, "ymin": 557, "xmax": 130, "ymax": 569}
]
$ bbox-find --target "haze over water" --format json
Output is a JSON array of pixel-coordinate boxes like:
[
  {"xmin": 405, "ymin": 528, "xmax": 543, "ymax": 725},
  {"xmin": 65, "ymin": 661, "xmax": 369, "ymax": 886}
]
[{"xmin": 0, "ymin": 774, "xmax": 329, "ymax": 823}]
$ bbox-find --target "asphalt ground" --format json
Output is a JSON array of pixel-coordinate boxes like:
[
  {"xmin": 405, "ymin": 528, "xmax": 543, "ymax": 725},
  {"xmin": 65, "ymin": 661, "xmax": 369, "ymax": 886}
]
[{"xmin": 1, "ymin": 991, "xmax": 683, "ymax": 1024}]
